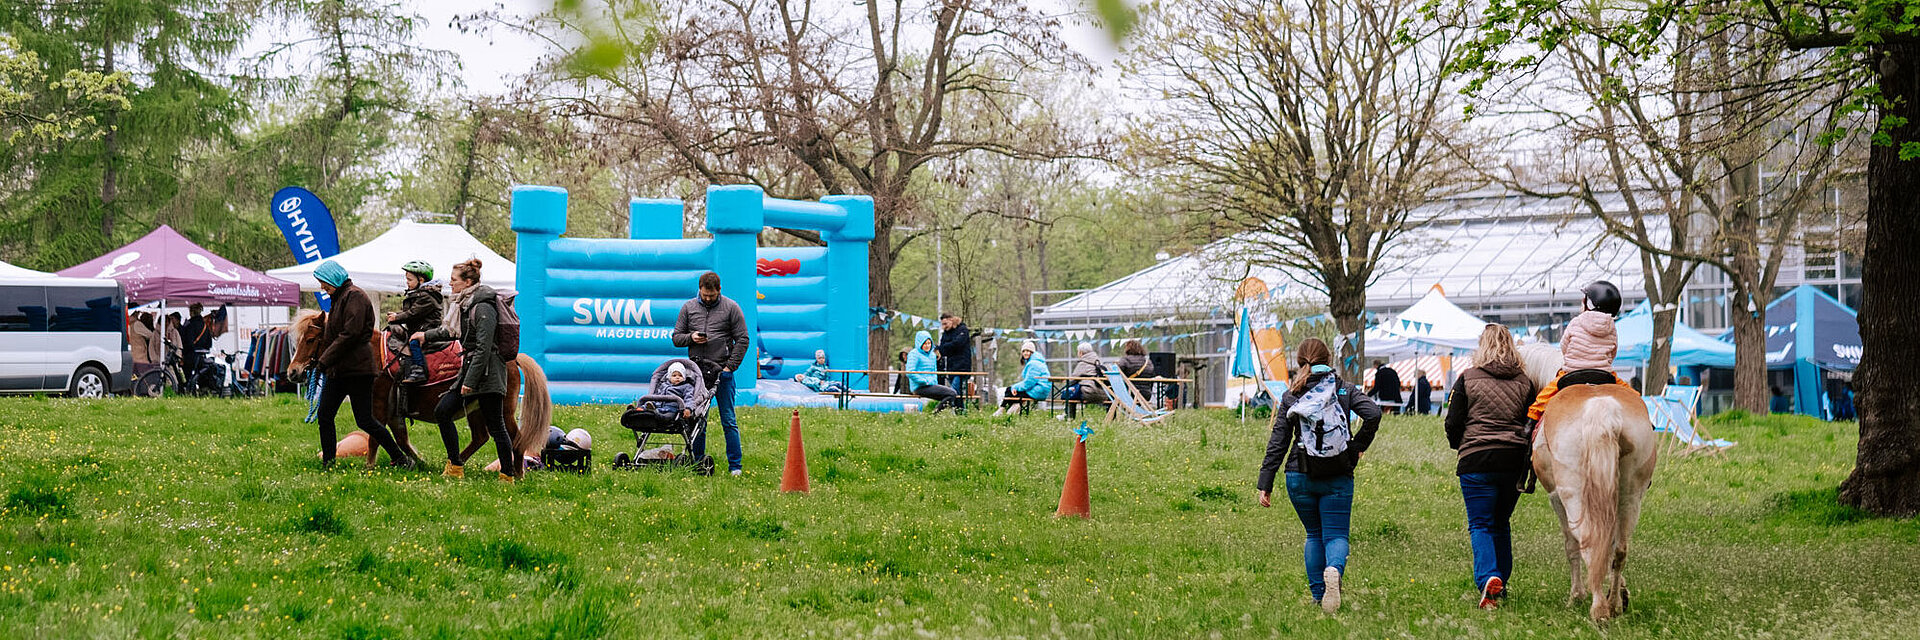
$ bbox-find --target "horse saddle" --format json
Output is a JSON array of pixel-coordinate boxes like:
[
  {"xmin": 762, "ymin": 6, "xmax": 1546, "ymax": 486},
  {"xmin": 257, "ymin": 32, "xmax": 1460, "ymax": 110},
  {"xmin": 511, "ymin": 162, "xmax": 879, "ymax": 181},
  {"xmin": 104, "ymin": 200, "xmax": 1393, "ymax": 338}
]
[
  {"xmin": 387, "ymin": 341, "xmax": 464, "ymax": 386},
  {"xmin": 1557, "ymin": 369, "xmax": 1617, "ymax": 387}
]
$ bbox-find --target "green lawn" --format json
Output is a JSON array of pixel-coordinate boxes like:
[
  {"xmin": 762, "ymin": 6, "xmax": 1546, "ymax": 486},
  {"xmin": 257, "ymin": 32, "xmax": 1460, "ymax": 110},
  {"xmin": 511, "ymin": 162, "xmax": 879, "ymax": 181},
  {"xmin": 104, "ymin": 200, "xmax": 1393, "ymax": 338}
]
[{"xmin": 2, "ymin": 395, "xmax": 1916, "ymax": 638}]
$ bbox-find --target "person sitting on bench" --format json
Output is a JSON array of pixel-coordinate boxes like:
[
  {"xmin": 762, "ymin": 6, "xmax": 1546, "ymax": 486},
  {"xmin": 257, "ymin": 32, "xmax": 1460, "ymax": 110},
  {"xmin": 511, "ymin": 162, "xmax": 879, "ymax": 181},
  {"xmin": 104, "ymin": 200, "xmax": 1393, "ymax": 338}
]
[
  {"xmin": 994, "ymin": 340, "xmax": 1052, "ymax": 416},
  {"xmin": 793, "ymin": 349, "xmax": 846, "ymax": 394},
  {"xmin": 1065, "ymin": 342, "xmax": 1109, "ymax": 406},
  {"xmin": 907, "ymin": 331, "xmax": 960, "ymax": 414}
]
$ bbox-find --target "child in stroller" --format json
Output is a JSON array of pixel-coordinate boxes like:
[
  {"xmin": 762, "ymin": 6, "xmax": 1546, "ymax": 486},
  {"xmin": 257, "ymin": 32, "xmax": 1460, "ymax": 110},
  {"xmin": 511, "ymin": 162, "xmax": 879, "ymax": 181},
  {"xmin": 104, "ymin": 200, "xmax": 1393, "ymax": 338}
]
[{"xmin": 614, "ymin": 358, "xmax": 717, "ymax": 474}]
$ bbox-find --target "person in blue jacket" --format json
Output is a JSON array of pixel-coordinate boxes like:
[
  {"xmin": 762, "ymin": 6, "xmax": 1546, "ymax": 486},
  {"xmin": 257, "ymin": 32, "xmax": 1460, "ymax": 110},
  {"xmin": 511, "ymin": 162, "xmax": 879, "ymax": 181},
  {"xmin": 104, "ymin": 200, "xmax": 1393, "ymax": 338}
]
[
  {"xmin": 994, "ymin": 340, "xmax": 1052, "ymax": 416},
  {"xmin": 907, "ymin": 331, "xmax": 960, "ymax": 413},
  {"xmin": 793, "ymin": 349, "xmax": 846, "ymax": 394}
]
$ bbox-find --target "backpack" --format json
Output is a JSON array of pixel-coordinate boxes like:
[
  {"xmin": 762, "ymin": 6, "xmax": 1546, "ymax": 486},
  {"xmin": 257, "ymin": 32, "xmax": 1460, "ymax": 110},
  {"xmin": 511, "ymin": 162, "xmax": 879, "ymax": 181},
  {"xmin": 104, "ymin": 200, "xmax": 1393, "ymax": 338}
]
[
  {"xmin": 481, "ymin": 294, "xmax": 520, "ymax": 362},
  {"xmin": 1288, "ymin": 376, "xmax": 1353, "ymax": 467}
]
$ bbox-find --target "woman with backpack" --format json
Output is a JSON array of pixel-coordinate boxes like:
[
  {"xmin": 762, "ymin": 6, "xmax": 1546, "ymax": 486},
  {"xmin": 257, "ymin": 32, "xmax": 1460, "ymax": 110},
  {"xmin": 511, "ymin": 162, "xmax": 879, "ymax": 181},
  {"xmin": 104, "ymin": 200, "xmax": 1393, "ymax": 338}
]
[
  {"xmin": 414, "ymin": 258, "xmax": 519, "ymax": 482},
  {"xmin": 1443, "ymin": 325, "xmax": 1535, "ymax": 610},
  {"xmin": 1256, "ymin": 338, "xmax": 1383, "ymax": 613}
]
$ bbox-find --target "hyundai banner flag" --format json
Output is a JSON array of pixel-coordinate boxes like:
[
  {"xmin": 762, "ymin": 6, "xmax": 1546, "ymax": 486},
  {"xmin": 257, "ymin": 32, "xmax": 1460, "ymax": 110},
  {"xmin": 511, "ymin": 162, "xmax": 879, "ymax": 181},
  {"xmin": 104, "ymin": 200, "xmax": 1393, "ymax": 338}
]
[{"xmin": 270, "ymin": 186, "xmax": 342, "ymax": 311}]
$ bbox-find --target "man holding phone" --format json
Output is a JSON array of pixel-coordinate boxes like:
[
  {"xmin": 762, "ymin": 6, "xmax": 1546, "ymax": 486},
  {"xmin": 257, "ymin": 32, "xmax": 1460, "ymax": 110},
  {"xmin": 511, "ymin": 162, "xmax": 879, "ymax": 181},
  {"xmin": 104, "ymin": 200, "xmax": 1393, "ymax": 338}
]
[{"xmin": 673, "ymin": 271, "xmax": 750, "ymax": 476}]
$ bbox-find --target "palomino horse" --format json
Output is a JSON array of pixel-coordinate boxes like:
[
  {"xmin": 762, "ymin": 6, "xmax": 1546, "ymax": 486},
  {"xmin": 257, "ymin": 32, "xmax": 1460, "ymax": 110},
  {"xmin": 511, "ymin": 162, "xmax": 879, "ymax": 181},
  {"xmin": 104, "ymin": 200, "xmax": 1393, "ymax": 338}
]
[
  {"xmin": 286, "ymin": 309, "xmax": 552, "ymax": 469},
  {"xmin": 1518, "ymin": 343, "xmax": 1658, "ymax": 622}
]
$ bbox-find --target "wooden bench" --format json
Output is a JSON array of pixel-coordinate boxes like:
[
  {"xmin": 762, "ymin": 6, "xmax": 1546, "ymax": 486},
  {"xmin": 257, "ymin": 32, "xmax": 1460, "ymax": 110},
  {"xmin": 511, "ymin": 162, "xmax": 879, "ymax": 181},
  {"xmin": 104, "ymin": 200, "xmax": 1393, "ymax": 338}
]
[{"xmin": 822, "ymin": 368, "xmax": 987, "ymax": 411}]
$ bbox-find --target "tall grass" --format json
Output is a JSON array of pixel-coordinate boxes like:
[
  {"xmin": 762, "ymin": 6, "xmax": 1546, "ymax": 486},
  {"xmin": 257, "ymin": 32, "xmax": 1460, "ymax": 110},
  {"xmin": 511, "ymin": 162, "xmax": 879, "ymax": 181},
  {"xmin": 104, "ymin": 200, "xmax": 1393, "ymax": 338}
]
[{"xmin": 0, "ymin": 394, "xmax": 1915, "ymax": 638}]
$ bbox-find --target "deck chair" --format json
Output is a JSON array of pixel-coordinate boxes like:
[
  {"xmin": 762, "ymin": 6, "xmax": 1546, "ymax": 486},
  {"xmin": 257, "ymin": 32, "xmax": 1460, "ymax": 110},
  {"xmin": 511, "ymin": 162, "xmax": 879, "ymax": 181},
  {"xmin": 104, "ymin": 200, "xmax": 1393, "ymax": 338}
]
[
  {"xmin": 1643, "ymin": 385, "xmax": 1734, "ymax": 456},
  {"xmin": 1099, "ymin": 366, "xmax": 1172, "ymax": 425}
]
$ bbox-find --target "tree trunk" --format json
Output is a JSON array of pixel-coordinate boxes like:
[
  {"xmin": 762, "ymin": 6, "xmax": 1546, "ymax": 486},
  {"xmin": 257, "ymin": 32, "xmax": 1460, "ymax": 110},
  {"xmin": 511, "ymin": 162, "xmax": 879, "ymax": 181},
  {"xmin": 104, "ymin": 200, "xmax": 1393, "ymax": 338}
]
[
  {"xmin": 449, "ymin": 106, "xmax": 485, "ymax": 226},
  {"xmin": 1328, "ymin": 285, "xmax": 1366, "ymax": 380},
  {"xmin": 1645, "ymin": 304, "xmax": 1677, "ymax": 396},
  {"xmin": 1727, "ymin": 287, "xmax": 1769, "ymax": 413},
  {"xmin": 99, "ymin": 38, "xmax": 117, "ymax": 241},
  {"xmin": 868, "ymin": 223, "xmax": 895, "ymax": 392},
  {"xmin": 1725, "ymin": 158, "xmax": 1770, "ymax": 413},
  {"xmin": 1839, "ymin": 44, "xmax": 1920, "ymax": 517}
]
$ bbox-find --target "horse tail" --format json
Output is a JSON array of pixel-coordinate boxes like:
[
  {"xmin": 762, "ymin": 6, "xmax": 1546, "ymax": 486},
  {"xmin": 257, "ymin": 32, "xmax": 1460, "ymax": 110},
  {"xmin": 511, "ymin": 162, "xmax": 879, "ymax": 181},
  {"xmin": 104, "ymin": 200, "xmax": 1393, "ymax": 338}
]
[
  {"xmin": 512, "ymin": 354, "xmax": 553, "ymax": 459},
  {"xmin": 1578, "ymin": 394, "xmax": 1625, "ymax": 615}
]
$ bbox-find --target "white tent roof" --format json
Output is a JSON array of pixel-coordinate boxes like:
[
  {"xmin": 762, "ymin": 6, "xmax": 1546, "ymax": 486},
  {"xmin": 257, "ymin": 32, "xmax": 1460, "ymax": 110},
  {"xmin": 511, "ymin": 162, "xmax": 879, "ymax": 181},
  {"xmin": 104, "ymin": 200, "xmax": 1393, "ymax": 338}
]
[
  {"xmin": 1364, "ymin": 286, "xmax": 1491, "ymax": 357},
  {"xmin": 0, "ymin": 258, "xmax": 53, "ymax": 279},
  {"xmin": 1034, "ymin": 191, "xmax": 1652, "ymax": 325},
  {"xmin": 267, "ymin": 221, "xmax": 516, "ymax": 294}
]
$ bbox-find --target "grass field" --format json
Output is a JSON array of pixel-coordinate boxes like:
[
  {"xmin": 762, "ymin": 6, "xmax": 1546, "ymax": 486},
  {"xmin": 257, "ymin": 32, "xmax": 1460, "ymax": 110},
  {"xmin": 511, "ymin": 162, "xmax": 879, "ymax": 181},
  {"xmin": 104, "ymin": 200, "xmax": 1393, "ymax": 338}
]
[{"xmin": 2, "ymin": 395, "xmax": 1917, "ymax": 638}]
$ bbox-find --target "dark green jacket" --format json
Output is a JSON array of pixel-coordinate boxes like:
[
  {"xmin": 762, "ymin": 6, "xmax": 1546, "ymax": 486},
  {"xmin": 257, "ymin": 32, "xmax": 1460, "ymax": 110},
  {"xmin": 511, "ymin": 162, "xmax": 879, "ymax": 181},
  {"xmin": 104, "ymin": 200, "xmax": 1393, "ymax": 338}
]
[
  {"xmin": 389, "ymin": 286, "xmax": 444, "ymax": 334},
  {"xmin": 425, "ymin": 285, "xmax": 508, "ymax": 396}
]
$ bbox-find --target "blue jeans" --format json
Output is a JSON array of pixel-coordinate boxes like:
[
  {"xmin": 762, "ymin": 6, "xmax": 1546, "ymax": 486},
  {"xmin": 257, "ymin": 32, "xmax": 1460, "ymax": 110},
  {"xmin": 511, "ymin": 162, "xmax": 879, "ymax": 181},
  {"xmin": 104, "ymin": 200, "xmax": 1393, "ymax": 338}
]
[
  {"xmin": 692, "ymin": 370, "xmax": 741, "ymax": 471},
  {"xmin": 408, "ymin": 339, "xmax": 426, "ymax": 369},
  {"xmin": 1460, "ymin": 472, "xmax": 1522, "ymax": 590},
  {"xmin": 1284, "ymin": 472, "xmax": 1354, "ymax": 600}
]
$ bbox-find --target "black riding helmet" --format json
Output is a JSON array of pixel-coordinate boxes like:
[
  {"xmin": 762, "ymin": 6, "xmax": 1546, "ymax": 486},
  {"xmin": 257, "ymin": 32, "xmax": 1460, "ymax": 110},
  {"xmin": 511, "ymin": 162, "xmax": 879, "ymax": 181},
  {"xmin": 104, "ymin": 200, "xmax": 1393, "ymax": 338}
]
[{"xmin": 1582, "ymin": 280, "xmax": 1623, "ymax": 316}]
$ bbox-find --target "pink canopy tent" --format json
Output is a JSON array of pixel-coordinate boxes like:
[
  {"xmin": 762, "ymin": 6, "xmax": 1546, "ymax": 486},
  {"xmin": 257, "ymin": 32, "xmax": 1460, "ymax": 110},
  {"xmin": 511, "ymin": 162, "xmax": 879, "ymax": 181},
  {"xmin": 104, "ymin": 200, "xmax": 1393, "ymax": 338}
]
[{"xmin": 58, "ymin": 225, "xmax": 300, "ymax": 305}]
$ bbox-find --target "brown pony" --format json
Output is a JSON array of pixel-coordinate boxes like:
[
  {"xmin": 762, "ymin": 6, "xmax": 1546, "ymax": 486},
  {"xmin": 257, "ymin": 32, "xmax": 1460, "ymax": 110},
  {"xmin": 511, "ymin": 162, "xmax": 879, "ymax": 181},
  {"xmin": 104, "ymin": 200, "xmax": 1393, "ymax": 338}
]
[
  {"xmin": 286, "ymin": 309, "xmax": 552, "ymax": 469},
  {"xmin": 1519, "ymin": 343, "xmax": 1658, "ymax": 623}
]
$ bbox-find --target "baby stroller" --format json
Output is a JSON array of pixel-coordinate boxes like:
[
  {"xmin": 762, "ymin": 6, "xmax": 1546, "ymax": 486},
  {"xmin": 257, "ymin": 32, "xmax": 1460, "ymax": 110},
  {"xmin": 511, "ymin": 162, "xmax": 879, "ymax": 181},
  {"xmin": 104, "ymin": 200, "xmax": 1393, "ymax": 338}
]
[{"xmin": 613, "ymin": 358, "xmax": 717, "ymax": 475}]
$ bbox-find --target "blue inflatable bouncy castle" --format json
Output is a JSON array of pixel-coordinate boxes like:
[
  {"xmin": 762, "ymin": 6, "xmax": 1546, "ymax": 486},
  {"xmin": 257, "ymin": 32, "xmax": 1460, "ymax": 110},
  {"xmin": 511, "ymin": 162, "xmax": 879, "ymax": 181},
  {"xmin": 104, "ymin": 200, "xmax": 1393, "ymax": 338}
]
[{"xmin": 512, "ymin": 184, "xmax": 889, "ymax": 408}]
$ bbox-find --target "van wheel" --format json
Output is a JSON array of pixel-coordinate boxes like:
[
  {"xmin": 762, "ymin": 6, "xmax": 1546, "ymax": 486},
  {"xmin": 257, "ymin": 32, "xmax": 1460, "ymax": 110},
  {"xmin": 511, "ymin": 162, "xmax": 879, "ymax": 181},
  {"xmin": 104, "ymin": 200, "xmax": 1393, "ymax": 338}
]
[{"xmin": 69, "ymin": 366, "xmax": 108, "ymax": 398}]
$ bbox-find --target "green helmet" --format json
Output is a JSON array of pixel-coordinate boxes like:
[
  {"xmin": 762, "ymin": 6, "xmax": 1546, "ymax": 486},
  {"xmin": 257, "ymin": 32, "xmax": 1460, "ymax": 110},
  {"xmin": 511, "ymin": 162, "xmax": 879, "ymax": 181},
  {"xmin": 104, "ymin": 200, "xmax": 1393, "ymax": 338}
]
[{"xmin": 402, "ymin": 260, "xmax": 434, "ymax": 280}]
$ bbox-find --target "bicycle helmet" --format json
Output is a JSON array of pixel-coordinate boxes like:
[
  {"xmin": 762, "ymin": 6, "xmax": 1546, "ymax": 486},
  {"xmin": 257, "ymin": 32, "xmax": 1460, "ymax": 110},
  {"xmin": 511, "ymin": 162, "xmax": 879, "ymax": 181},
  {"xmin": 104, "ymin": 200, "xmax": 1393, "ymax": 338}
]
[
  {"xmin": 401, "ymin": 260, "xmax": 434, "ymax": 281},
  {"xmin": 1581, "ymin": 280, "xmax": 1623, "ymax": 316}
]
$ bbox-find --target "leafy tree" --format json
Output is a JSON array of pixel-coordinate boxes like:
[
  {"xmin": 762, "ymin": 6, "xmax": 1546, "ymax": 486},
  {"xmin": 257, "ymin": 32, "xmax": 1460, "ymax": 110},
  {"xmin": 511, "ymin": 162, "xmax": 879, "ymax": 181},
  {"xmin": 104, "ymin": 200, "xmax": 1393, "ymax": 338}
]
[
  {"xmin": 0, "ymin": 34, "xmax": 127, "ymax": 151},
  {"xmin": 506, "ymin": 0, "xmax": 1095, "ymax": 387},
  {"xmin": 0, "ymin": 0, "xmax": 249, "ymax": 269},
  {"xmin": 1126, "ymin": 0, "xmax": 1485, "ymax": 377},
  {"xmin": 1455, "ymin": 0, "xmax": 1920, "ymax": 514},
  {"xmin": 1484, "ymin": 15, "xmax": 1862, "ymax": 402}
]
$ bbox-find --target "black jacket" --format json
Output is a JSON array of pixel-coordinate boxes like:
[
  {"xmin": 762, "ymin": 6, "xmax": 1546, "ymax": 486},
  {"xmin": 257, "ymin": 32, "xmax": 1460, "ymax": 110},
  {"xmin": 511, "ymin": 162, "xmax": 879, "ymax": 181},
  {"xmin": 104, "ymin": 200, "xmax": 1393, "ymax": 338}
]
[
  {"xmin": 388, "ymin": 286, "xmax": 444, "ymax": 334},
  {"xmin": 1372, "ymin": 366, "xmax": 1403, "ymax": 403},
  {"xmin": 671, "ymin": 295, "xmax": 749, "ymax": 381},
  {"xmin": 1257, "ymin": 373, "xmax": 1383, "ymax": 491},
  {"xmin": 937, "ymin": 322, "xmax": 972, "ymax": 372}
]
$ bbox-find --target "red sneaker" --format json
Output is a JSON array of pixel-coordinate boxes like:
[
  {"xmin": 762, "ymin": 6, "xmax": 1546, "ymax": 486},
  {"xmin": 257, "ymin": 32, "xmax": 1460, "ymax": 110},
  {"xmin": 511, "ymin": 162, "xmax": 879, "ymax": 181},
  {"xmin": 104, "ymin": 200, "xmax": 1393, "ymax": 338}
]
[{"xmin": 1479, "ymin": 577, "xmax": 1504, "ymax": 610}]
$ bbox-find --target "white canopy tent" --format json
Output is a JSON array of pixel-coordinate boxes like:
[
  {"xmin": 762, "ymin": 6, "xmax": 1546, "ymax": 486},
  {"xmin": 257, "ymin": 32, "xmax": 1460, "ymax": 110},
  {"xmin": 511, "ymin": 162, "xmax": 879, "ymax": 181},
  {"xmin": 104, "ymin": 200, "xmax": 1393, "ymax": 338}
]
[
  {"xmin": 267, "ymin": 220, "xmax": 516, "ymax": 294},
  {"xmin": 0, "ymin": 258, "xmax": 53, "ymax": 278},
  {"xmin": 1363, "ymin": 286, "xmax": 1492, "ymax": 358}
]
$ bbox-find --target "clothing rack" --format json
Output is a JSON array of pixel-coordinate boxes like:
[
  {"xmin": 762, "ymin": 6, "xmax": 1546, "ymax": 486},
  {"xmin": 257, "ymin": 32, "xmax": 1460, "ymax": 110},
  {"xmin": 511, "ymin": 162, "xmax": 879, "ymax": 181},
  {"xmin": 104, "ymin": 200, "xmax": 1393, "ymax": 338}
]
[{"xmin": 244, "ymin": 327, "xmax": 294, "ymax": 383}]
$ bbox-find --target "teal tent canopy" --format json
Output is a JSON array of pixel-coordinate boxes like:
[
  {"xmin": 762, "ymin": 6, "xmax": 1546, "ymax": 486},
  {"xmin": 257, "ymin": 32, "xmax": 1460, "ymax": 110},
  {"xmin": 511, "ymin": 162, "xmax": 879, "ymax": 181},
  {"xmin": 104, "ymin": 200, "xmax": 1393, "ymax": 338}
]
[{"xmin": 1615, "ymin": 301, "xmax": 1736, "ymax": 369}]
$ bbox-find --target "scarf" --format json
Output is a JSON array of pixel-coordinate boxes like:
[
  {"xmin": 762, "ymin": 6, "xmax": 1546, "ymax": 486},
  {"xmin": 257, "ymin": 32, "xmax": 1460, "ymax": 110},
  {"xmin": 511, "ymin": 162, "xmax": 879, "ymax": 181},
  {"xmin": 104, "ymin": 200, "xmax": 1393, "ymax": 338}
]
[{"xmin": 444, "ymin": 286, "xmax": 475, "ymax": 339}]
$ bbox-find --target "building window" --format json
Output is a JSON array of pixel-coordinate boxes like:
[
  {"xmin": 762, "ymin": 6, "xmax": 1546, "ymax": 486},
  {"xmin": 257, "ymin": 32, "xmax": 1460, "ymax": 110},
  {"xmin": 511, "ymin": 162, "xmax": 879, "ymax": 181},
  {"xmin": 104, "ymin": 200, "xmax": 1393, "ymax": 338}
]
[
  {"xmin": 1842, "ymin": 283, "xmax": 1863, "ymax": 310},
  {"xmin": 1686, "ymin": 289, "xmax": 1729, "ymax": 331},
  {"xmin": 1805, "ymin": 251, "xmax": 1837, "ymax": 280}
]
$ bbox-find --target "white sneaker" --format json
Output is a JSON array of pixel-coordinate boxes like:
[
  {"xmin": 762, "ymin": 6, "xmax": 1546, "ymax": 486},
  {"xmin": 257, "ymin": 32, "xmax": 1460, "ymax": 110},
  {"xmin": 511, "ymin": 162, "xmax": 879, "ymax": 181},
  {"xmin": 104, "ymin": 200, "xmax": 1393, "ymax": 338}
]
[
  {"xmin": 1321, "ymin": 567, "xmax": 1342, "ymax": 613},
  {"xmin": 729, "ymin": 469, "xmax": 742, "ymax": 477}
]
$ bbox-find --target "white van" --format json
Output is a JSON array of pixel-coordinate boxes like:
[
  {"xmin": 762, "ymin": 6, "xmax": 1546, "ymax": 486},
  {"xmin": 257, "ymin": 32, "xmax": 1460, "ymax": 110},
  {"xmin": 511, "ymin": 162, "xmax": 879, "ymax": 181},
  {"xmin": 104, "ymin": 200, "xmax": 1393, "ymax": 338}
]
[{"xmin": 0, "ymin": 276, "xmax": 134, "ymax": 397}]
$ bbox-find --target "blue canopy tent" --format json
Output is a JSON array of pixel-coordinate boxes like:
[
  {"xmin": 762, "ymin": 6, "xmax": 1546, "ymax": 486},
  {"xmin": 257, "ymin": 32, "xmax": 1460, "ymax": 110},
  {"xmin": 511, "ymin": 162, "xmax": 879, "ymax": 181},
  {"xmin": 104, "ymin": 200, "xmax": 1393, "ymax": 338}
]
[
  {"xmin": 1615, "ymin": 301, "xmax": 1736, "ymax": 369},
  {"xmin": 1717, "ymin": 285, "xmax": 1861, "ymax": 419}
]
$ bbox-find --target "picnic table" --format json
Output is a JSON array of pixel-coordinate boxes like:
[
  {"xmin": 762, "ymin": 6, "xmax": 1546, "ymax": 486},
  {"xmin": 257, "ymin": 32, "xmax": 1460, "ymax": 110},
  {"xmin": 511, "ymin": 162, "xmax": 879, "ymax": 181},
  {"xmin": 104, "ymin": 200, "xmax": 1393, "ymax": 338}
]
[{"xmin": 820, "ymin": 368, "xmax": 986, "ymax": 410}]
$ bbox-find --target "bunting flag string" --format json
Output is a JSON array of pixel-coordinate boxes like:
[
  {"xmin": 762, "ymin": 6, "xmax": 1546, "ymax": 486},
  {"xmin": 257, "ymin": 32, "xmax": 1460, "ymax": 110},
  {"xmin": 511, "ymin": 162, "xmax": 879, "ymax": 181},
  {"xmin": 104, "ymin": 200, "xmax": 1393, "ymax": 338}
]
[{"xmin": 869, "ymin": 306, "xmax": 1355, "ymax": 350}]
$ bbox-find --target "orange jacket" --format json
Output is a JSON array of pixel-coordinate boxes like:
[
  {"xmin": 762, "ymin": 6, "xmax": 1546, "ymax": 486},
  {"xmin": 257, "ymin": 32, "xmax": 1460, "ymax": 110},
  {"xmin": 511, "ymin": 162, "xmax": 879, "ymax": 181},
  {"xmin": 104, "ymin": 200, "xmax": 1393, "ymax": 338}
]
[{"xmin": 1527, "ymin": 370, "xmax": 1632, "ymax": 421}]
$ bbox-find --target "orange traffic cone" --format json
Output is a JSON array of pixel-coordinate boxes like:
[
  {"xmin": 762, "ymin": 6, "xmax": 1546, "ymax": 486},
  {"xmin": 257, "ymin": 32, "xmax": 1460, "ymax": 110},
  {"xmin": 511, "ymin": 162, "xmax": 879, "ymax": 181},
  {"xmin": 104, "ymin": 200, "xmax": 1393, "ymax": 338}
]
[
  {"xmin": 780, "ymin": 409, "xmax": 810, "ymax": 493},
  {"xmin": 1056, "ymin": 434, "xmax": 1091, "ymax": 519}
]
